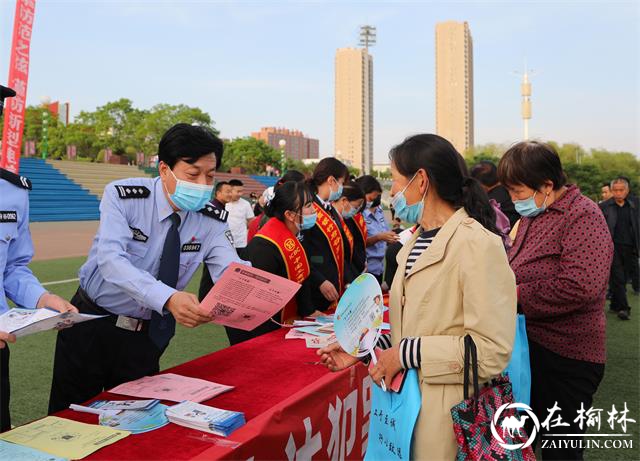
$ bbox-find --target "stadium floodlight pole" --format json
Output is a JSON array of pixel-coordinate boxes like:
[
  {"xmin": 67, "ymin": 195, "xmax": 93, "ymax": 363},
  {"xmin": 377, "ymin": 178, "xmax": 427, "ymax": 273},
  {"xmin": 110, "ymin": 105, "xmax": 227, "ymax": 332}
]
[{"xmin": 359, "ymin": 25, "xmax": 377, "ymax": 51}]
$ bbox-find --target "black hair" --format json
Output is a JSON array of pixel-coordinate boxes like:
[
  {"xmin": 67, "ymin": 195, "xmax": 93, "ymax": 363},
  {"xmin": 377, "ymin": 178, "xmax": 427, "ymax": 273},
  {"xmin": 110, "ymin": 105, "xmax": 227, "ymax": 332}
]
[
  {"xmin": 355, "ymin": 175, "xmax": 383, "ymax": 194},
  {"xmin": 470, "ymin": 161, "xmax": 499, "ymax": 188},
  {"xmin": 602, "ymin": 182, "xmax": 611, "ymax": 188},
  {"xmin": 228, "ymin": 179, "xmax": 244, "ymax": 187},
  {"xmin": 264, "ymin": 181, "xmax": 313, "ymax": 221},
  {"xmin": 215, "ymin": 181, "xmax": 229, "ymax": 193},
  {"xmin": 158, "ymin": 123, "xmax": 223, "ymax": 169},
  {"xmin": 340, "ymin": 182, "xmax": 366, "ymax": 213},
  {"xmin": 276, "ymin": 170, "xmax": 306, "ymax": 189},
  {"xmin": 307, "ymin": 157, "xmax": 349, "ymax": 192},
  {"xmin": 389, "ymin": 134, "xmax": 499, "ymax": 235},
  {"xmin": 497, "ymin": 141, "xmax": 567, "ymax": 191}
]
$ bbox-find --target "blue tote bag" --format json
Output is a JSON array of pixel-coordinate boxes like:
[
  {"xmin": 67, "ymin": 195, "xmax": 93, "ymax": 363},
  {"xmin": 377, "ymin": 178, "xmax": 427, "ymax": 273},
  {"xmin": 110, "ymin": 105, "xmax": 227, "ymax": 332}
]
[{"xmin": 503, "ymin": 314, "xmax": 531, "ymax": 406}]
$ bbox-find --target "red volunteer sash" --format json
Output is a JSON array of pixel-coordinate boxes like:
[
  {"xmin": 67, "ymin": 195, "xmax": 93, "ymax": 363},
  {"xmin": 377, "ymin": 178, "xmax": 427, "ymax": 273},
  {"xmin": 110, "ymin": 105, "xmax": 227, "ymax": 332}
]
[
  {"xmin": 313, "ymin": 202, "xmax": 345, "ymax": 295},
  {"xmin": 339, "ymin": 215, "xmax": 354, "ymax": 260},
  {"xmin": 353, "ymin": 212, "xmax": 368, "ymax": 248},
  {"xmin": 255, "ymin": 217, "xmax": 311, "ymax": 323}
]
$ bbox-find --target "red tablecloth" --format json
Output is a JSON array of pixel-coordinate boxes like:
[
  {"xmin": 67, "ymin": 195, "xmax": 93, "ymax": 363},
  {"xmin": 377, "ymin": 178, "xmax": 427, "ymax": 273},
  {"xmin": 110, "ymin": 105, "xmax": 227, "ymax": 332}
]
[{"xmin": 55, "ymin": 328, "xmax": 372, "ymax": 460}]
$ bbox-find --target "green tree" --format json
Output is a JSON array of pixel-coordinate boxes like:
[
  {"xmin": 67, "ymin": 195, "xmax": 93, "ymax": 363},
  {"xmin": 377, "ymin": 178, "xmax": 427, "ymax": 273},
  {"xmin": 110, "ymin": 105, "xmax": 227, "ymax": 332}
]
[
  {"xmin": 135, "ymin": 104, "xmax": 217, "ymax": 157},
  {"xmin": 221, "ymin": 137, "xmax": 282, "ymax": 174}
]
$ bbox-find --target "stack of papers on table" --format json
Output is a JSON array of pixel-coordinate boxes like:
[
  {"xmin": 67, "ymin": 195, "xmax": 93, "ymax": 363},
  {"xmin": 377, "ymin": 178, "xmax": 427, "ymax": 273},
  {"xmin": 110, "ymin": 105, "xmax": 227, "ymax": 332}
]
[
  {"xmin": 88, "ymin": 400, "xmax": 169, "ymax": 434},
  {"xmin": 166, "ymin": 401, "xmax": 245, "ymax": 437},
  {"xmin": 109, "ymin": 373, "xmax": 234, "ymax": 403}
]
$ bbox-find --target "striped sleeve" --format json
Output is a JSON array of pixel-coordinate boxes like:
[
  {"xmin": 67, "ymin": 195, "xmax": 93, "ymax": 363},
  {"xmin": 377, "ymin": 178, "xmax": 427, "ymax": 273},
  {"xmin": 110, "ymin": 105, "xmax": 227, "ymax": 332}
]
[{"xmin": 399, "ymin": 337, "xmax": 422, "ymax": 369}]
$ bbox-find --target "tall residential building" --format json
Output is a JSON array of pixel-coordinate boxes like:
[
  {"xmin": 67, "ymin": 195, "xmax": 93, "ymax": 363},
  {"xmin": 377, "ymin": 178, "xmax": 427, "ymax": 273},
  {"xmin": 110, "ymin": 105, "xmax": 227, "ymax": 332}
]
[
  {"xmin": 435, "ymin": 21, "xmax": 474, "ymax": 154},
  {"xmin": 251, "ymin": 127, "xmax": 319, "ymax": 160},
  {"xmin": 334, "ymin": 47, "xmax": 373, "ymax": 174}
]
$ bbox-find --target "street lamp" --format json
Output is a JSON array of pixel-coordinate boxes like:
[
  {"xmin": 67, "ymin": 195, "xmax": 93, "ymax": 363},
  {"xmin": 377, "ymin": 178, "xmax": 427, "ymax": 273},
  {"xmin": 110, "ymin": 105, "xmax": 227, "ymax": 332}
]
[
  {"xmin": 41, "ymin": 96, "xmax": 51, "ymax": 160},
  {"xmin": 278, "ymin": 138, "xmax": 286, "ymax": 172}
]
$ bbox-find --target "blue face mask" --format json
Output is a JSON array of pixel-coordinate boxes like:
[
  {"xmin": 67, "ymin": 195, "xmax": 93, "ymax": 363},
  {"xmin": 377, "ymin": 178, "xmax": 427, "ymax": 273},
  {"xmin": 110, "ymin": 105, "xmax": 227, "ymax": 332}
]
[
  {"xmin": 328, "ymin": 181, "xmax": 343, "ymax": 202},
  {"xmin": 366, "ymin": 201, "xmax": 374, "ymax": 209},
  {"xmin": 342, "ymin": 205, "xmax": 358, "ymax": 219},
  {"xmin": 300, "ymin": 212, "xmax": 317, "ymax": 230},
  {"xmin": 391, "ymin": 172, "xmax": 428, "ymax": 223},
  {"xmin": 514, "ymin": 191, "xmax": 548, "ymax": 218},
  {"xmin": 167, "ymin": 169, "xmax": 214, "ymax": 212}
]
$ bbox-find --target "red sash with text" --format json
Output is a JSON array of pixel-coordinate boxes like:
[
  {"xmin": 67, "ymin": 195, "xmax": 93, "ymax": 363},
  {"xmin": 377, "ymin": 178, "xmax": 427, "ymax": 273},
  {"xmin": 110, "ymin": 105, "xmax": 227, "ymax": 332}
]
[
  {"xmin": 313, "ymin": 202, "xmax": 345, "ymax": 295},
  {"xmin": 353, "ymin": 212, "xmax": 368, "ymax": 250},
  {"xmin": 255, "ymin": 217, "xmax": 310, "ymax": 323},
  {"xmin": 339, "ymin": 215, "xmax": 354, "ymax": 260}
]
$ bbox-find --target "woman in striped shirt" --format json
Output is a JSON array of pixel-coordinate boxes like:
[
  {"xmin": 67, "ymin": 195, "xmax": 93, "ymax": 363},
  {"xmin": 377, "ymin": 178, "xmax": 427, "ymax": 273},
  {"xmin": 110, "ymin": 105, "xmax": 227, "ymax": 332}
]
[{"xmin": 318, "ymin": 134, "xmax": 517, "ymax": 460}]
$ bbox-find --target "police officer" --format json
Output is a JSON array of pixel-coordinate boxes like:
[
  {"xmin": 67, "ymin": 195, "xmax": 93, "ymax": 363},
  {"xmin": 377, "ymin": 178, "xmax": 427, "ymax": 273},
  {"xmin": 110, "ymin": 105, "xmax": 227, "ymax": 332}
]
[
  {"xmin": 48, "ymin": 123, "xmax": 245, "ymax": 414},
  {"xmin": 0, "ymin": 168, "xmax": 78, "ymax": 431}
]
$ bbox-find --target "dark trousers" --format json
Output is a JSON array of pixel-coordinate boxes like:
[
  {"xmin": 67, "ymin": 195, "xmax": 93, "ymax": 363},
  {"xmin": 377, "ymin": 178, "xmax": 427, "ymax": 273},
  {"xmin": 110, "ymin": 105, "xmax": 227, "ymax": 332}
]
[
  {"xmin": 368, "ymin": 272, "xmax": 383, "ymax": 286},
  {"xmin": 609, "ymin": 244, "xmax": 638, "ymax": 311},
  {"xmin": 528, "ymin": 341, "xmax": 604, "ymax": 461},
  {"xmin": 0, "ymin": 347, "xmax": 10, "ymax": 432},
  {"xmin": 48, "ymin": 288, "xmax": 162, "ymax": 414}
]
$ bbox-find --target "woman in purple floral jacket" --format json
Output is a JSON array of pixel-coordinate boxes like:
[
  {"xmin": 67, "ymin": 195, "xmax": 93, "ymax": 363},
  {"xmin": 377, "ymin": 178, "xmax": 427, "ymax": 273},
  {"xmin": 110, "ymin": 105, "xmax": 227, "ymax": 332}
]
[{"xmin": 498, "ymin": 141, "xmax": 613, "ymax": 461}]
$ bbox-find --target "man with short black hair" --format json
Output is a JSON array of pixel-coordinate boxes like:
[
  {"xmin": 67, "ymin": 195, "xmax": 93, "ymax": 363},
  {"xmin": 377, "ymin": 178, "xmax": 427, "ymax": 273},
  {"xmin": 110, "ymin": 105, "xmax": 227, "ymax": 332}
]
[
  {"xmin": 600, "ymin": 177, "xmax": 639, "ymax": 320},
  {"xmin": 213, "ymin": 181, "xmax": 232, "ymax": 209},
  {"xmin": 470, "ymin": 160, "xmax": 519, "ymax": 227},
  {"xmin": 600, "ymin": 183, "xmax": 612, "ymax": 203},
  {"xmin": 226, "ymin": 179, "xmax": 254, "ymax": 257},
  {"xmin": 49, "ymin": 123, "xmax": 246, "ymax": 413}
]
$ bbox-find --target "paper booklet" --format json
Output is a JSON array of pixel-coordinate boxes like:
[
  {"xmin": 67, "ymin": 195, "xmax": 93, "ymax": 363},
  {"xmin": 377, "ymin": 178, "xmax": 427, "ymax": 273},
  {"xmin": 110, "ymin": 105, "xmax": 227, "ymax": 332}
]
[
  {"xmin": 109, "ymin": 373, "xmax": 234, "ymax": 403},
  {"xmin": 0, "ymin": 308, "xmax": 105, "ymax": 338},
  {"xmin": 166, "ymin": 401, "xmax": 245, "ymax": 437}
]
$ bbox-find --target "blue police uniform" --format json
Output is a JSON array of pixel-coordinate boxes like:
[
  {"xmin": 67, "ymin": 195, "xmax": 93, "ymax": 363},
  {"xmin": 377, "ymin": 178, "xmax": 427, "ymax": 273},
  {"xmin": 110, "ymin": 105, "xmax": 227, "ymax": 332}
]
[
  {"xmin": 0, "ymin": 168, "xmax": 47, "ymax": 430},
  {"xmin": 48, "ymin": 176, "xmax": 243, "ymax": 413}
]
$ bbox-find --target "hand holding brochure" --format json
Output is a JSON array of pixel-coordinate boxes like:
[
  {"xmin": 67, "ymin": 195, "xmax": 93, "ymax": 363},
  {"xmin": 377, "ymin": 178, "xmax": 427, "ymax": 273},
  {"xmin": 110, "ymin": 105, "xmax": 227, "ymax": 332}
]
[
  {"xmin": 0, "ymin": 308, "xmax": 104, "ymax": 338},
  {"xmin": 166, "ymin": 401, "xmax": 245, "ymax": 437}
]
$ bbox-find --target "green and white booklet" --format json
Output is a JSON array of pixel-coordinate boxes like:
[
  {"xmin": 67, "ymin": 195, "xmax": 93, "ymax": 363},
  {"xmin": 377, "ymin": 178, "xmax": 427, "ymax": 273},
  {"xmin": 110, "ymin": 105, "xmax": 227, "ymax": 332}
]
[{"xmin": 0, "ymin": 308, "xmax": 104, "ymax": 338}]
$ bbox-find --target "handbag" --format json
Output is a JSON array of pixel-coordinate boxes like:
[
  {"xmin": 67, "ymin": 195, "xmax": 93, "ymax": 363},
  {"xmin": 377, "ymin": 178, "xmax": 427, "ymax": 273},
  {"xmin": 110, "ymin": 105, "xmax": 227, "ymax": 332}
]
[
  {"xmin": 503, "ymin": 314, "xmax": 531, "ymax": 406},
  {"xmin": 450, "ymin": 335, "xmax": 536, "ymax": 461}
]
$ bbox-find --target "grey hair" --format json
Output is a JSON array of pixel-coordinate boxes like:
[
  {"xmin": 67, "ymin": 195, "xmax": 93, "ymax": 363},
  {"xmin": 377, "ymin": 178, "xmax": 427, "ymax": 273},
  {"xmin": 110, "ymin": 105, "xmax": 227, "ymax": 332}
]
[{"xmin": 610, "ymin": 177, "xmax": 630, "ymax": 189}]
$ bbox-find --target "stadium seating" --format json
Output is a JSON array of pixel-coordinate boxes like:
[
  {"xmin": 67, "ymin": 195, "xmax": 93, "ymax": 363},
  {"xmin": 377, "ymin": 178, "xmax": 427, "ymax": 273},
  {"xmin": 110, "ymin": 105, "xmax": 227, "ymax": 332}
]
[{"xmin": 18, "ymin": 158, "xmax": 101, "ymax": 222}]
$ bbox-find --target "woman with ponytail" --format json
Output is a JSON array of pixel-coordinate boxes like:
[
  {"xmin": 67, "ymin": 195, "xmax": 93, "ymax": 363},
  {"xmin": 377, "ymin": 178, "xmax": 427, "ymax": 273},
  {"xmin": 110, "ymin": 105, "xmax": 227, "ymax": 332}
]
[
  {"xmin": 318, "ymin": 134, "xmax": 516, "ymax": 460},
  {"xmin": 225, "ymin": 181, "xmax": 316, "ymax": 345},
  {"xmin": 301, "ymin": 158, "xmax": 351, "ymax": 312}
]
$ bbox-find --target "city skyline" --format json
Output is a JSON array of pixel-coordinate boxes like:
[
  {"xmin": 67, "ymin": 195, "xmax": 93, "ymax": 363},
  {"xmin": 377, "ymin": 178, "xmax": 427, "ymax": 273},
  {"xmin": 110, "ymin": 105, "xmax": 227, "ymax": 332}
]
[{"xmin": 0, "ymin": 1, "xmax": 637, "ymax": 161}]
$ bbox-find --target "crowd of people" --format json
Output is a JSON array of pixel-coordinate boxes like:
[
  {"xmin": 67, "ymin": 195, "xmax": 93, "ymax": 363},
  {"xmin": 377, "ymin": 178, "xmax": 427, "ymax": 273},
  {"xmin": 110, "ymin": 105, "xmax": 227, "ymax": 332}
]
[{"xmin": 1, "ymin": 122, "xmax": 638, "ymax": 460}]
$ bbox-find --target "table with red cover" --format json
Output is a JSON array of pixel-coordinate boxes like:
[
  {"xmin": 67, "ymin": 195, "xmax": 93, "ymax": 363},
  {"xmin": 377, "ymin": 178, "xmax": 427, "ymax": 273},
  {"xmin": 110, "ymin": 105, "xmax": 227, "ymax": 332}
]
[{"xmin": 54, "ymin": 328, "xmax": 373, "ymax": 460}]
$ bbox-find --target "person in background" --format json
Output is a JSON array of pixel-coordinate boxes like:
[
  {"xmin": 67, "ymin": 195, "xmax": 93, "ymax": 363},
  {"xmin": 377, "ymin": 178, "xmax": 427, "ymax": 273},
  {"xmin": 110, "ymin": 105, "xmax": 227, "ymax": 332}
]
[
  {"xmin": 470, "ymin": 160, "xmax": 519, "ymax": 227},
  {"xmin": 302, "ymin": 158, "xmax": 351, "ymax": 312},
  {"xmin": 499, "ymin": 141, "xmax": 613, "ymax": 459},
  {"xmin": 197, "ymin": 181, "xmax": 232, "ymax": 301},
  {"xmin": 600, "ymin": 182, "xmax": 613, "ymax": 204},
  {"xmin": 600, "ymin": 177, "xmax": 640, "ymax": 318},
  {"xmin": 227, "ymin": 181, "xmax": 317, "ymax": 345},
  {"xmin": 225, "ymin": 179, "xmax": 254, "ymax": 258},
  {"xmin": 333, "ymin": 182, "xmax": 366, "ymax": 276},
  {"xmin": 318, "ymin": 133, "xmax": 515, "ymax": 460},
  {"xmin": 355, "ymin": 175, "xmax": 398, "ymax": 285},
  {"xmin": 246, "ymin": 170, "xmax": 306, "ymax": 244},
  {"xmin": 213, "ymin": 181, "xmax": 232, "ymax": 210}
]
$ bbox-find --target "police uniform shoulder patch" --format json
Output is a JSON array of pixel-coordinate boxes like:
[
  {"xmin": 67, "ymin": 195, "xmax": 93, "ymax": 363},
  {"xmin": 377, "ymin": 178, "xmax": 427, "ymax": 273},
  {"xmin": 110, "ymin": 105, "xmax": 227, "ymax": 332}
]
[
  {"xmin": 114, "ymin": 184, "xmax": 150, "ymax": 199},
  {"xmin": 200, "ymin": 204, "xmax": 229, "ymax": 222},
  {"xmin": 0, "ymin": 168, "xmax": 32, "ymax": 190}
]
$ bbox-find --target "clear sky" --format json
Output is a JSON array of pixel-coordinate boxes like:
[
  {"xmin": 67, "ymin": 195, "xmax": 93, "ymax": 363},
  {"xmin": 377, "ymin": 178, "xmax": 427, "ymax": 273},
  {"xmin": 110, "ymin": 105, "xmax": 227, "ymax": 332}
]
[{"xmin": 1, "ymin": 0, "xmax": 638, "ymax": 162}]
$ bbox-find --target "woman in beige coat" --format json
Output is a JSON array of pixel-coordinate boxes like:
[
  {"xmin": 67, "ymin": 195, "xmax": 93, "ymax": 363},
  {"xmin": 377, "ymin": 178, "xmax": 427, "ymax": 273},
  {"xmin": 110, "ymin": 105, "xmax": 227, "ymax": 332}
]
[{"xmin": 319, "ymin": 134, "xmax": 516, "ymax": 460}]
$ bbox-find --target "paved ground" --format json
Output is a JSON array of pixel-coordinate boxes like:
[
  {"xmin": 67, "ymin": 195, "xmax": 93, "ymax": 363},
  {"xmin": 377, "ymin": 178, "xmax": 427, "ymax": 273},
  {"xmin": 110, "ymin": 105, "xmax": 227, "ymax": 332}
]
[{"xmin": 30, "ymin": 221, "xmax": 99, "ymax": 261}]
